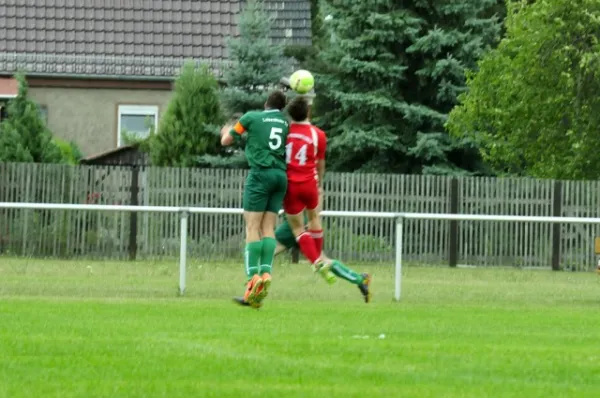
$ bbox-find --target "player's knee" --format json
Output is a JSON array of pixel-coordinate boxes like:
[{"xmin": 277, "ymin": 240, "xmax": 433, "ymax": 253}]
[
  {"xmin": 291, "ymin": 226, "xmax": 305, "ymax": 238},
  {"xmin": 246, "ymin": 225, "xmax": 261, "ymax": 242},
  {"xmin": 287, "ymin": 215, "xmax": 305, "ymax": 236},
  {"xmin": 245, "ymin": 215, "xmax": 261, "ymax": 229},
  {"xmin": 260, "ymin": 213, "xmax": 277, "ymax": 238},
  {"xmin": 246, "ymin": 222, "xmax": 260, "ymax": 234},
  {"xmin": 307, "ymin": 218, "xmax": 322, "ymax": 230},
  {"xmin": 244, "ymin": 212, "xmax": 263, "ymax": 241},
  {"xmin": 306, "ymin": 208, "xmax": 322, "ymax": 230},
  {"xmin": 261, "ymin": 225, "xmax": 275, "ymax": 238}
]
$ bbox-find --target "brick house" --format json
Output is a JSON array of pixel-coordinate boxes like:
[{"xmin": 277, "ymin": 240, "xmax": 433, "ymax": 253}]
[{"xmin": 0, "ymin": 0, "xmax": 311, "ymax": 156}]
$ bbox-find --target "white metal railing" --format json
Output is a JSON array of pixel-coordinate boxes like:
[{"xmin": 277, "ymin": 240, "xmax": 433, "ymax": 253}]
[{"xmin": 2, "ymin": 202, "xmax": 600, "ymax": 301}]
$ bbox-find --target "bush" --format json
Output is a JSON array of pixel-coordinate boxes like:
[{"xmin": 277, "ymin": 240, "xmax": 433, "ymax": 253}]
[
  {"xmin": 0, "ymin": 73, "xmax": 64, "ymax": 163},
  {"xmin": 148, "ymin": 62, "xmax": 225, "ymax": 167},
  {"xmin": 54, "ymin": 139, "xmax": 84, "ymax": 165}
]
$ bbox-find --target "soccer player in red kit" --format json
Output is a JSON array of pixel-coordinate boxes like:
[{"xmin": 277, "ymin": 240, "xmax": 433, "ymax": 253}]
[{"xmin": 283, "ymin": 96, "xmax": 336, "ymax": 283}]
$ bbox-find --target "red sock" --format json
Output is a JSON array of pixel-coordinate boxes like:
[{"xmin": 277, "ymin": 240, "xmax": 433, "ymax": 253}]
[
  {"xmin": 296, "ymin": 232, "xmax": 320, "ymax": 264},
  {"xmin": 309, "ymin": 229, "xmax": 323, "ymax": 257}
]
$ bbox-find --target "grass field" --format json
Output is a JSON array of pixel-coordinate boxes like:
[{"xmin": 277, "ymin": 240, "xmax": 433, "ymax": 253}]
[{"xmin": 1, "ymin": 257, "xmax": 600, "ymax": 397}]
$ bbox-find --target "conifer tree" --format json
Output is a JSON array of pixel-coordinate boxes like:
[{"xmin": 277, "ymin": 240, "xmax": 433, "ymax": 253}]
[
  {"xmin": 0, "ymin": 73, "xmax": 63, "ymax": 163},
  {"xmin": 314, "ymin": 0, "xmax": 501, "ymax": 174},
  {"xmin": 149, "ymin": 62, "xmax": 224, "ymax": 167},
  {"xmin": 221, "ymin": 0, "xmax": 287, "ymax": 114},
  {"xmin": 206, "ymin": 0, "xmax": 288, "ymax": 168}
]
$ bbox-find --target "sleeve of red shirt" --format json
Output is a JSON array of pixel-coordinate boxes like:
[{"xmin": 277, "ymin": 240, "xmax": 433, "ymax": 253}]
[{"xmin": 317, "ymin": 128, "xmax": 327, "ymax": 160}]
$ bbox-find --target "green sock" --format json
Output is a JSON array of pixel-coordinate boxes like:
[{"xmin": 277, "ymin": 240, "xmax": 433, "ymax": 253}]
[
  {"xmin": 259, "ymin": 237, "xmax": 277, "ymax": 275},
  {"xmin": 331, "ymin": 259, "xmax": 364, "ymax": 286},
  {"xmin": 244, "ymin": 241, "xmax": 263, "ymax": 279}
]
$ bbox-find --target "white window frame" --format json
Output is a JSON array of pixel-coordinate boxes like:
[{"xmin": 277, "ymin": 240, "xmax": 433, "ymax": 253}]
[
  {"xmin": 117, "ymin": 105, "xmax": 159, "ymax": 147},
  {"xmin": 38, "ymin": 104, "xmax": 48, "ymax": 123}
]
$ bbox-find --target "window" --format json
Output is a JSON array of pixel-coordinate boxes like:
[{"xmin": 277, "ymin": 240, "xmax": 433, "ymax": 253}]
[
  {"xmin": 0, "ymin": 102, "xmax": 7, "ymax": 122},
  {"xmin": 0, "ymin": 103, "xmax": 47, "ymax": 123},
  {"xmin": 117, "ymin": 105, "xmax": 159, "ymax": 147},
  {"xmin": 38, "ymin": 105, "xmax": 48, "ymax": 124}
]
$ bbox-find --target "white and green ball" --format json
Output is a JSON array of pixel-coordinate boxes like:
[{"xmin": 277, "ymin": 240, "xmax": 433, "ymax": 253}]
[{"xmin": 289, "ymin": 70, "xmax": 315, "ymax": 94}]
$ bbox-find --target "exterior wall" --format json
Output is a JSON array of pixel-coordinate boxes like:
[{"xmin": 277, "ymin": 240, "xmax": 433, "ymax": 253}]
[{"xmin": 28, "ymin": 87, "xmax": 173, "ymax": 157}]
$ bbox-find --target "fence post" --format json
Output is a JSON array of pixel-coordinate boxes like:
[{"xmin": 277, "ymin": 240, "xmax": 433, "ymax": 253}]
[
  {"xmin": 179, "ymin": 209, "xmax": 189, "ymax": 295},
  {"xmin": 128, "ymin": 165, "xmax": 139, "ymax": 261},
  {"xmin": 449, "ymin": 177, "xmax": 459, "ymax": 267},
  {"xmin": 394, "ymin": 215, "xmax": 404, "ymax": 302},
  {"xmin": 551, "ymin": 181, "xmax": 562, "ymax": 271}
]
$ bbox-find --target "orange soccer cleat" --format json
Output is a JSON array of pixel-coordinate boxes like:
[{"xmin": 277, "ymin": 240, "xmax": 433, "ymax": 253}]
[
  {"xmin": 243, "ymin": 274, "xmax": 263, "ymax": 308},
  {"xmin": 254, "ymin": 273, "xmax": 272, "ymax": 304}
]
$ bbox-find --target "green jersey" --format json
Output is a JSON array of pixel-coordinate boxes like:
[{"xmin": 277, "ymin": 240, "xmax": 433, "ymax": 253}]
[{"xmin": 230, "ymin": 109, "xmax": 289, "ymax": 170}]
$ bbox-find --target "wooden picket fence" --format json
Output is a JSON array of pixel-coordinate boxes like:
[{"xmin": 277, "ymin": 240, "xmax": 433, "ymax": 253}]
[{"xmin": 1, "ymin": 162, "xmax": 600, "ymax": 270}]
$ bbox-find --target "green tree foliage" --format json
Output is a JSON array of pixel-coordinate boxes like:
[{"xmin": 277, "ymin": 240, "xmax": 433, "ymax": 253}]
[
  {"xmin": 212, "ymin": 0, "xmax": 288, "ymax": 168},
  {"xmin": 148, "ymin": 62, "xmax": 224, "ymax": 167},
  {"xmin": 314, "ymin": 0, "xmax": 501, "ymax": 175},
  {"xmin": 447, "ymin": 0, "xmax": 600, "ymax": 179},
  {"xmin": 221, "ymin": 0, "xmax": 287, "ymax": 114},
  {"xmin": 197, "ymin": 112, "xmax": 249, "ymax": 169},
  {"xmin": 54, "ymin": 138, "xmax": 84, "ymax": 165},
  {"xmin": 0, "ymin": 73, "xmax": 64, "ymax": 163}
]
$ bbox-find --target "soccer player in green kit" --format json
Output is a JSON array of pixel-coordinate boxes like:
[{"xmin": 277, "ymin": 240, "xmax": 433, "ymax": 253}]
[{"xmin": 220, "ymin": 90, "xmax": 289, "ymax": 308}]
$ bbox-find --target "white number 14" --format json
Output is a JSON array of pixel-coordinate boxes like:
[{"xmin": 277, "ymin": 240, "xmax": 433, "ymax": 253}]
[{"xmin": 286, "ymin": 142, "xmax": 308, "ymax": 165}]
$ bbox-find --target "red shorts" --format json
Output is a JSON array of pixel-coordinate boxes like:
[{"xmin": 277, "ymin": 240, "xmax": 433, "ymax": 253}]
[{"xmin": 283, "ymin": 180, "xmax": 319, "ymax": 215}]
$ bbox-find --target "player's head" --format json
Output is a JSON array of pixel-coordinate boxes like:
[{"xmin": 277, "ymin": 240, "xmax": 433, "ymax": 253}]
[
  {"xmin": 265, "ymin": 90, "xmax": 287, "ymax": 111},
  {"xmin": 286, "ymin": 96, "xmax": 310, "ymax": 122}
]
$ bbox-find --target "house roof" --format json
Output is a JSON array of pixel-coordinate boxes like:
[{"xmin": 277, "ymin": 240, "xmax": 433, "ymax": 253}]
[
  {"xmin": 0, "ymin": 0, "xmax": 311, "ymax": 79},
  {"xmin": 81, "ymin": 145, "xmax": 150, "ymax": 166}
]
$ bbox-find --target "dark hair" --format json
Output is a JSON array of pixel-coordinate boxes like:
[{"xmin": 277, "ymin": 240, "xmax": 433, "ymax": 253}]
[
  {"xmin": 265, "ymin": 90, "xmax": 287, "ymax": 110},
  {"xmin": 286, "ymin": 96, "xmax": 310, "ymax": 122}
]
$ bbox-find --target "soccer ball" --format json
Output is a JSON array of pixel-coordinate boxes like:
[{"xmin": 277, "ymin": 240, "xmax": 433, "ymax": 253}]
[{"xmin": 289, "ymin": 70, "xmax": 314, "ymax": 94}]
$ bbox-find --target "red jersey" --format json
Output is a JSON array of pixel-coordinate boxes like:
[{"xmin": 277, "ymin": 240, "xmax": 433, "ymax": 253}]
[{"xmin": 285, "ymin": 122, "xmax": 327, "ymax": 183}]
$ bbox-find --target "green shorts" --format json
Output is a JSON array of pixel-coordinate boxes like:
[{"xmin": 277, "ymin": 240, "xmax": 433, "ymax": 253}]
[
  {"xmin": 243, "ymin": 168, "xmax": 288, "ymax": 213},
  {"xmin": 275, "ymin": 213, "xmax": 309, "ymax": 250}
]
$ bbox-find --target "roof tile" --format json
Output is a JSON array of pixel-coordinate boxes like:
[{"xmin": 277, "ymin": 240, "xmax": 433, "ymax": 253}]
[{"xmin": 0, "ymin": 0, "xmax": 310, "ymax": 78}]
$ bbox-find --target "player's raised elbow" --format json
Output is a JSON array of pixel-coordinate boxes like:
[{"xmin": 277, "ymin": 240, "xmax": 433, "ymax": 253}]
[{"xmin": 220, "ymin": 125, "xmax": 234, "ymax": 146}]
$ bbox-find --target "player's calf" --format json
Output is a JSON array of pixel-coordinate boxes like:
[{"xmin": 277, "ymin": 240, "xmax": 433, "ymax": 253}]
[
  {"xmin": 296, "ymin": 231, "xmax": 321, "ymax": 263},
  {"xmin": 306, "ymin": 207, "xmax": 323, "ymax": 256},
  {"xmin": 309, "ymin": 228, "xmax": 324, "ymax": 256},
  {"xmin": 293, "ymin": 228, "xmax": 337, "ymax": 284}
]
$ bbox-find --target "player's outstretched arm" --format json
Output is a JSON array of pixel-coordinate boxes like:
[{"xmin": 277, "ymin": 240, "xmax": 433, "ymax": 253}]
[{"xmin": 221, "ymin": 113, "xmax": 248, "ymax": 146}]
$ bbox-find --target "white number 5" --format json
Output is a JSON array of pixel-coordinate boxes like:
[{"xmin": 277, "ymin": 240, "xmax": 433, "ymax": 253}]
[{"xmin": 269, "ymin": 127, "xmax": 283, "ymax": 150}]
